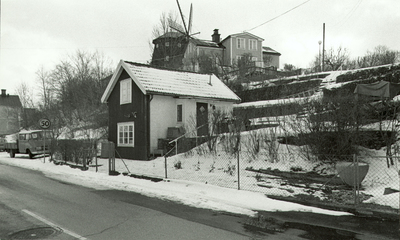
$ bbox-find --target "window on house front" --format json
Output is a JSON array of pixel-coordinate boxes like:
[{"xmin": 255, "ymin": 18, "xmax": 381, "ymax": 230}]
[
  {"xmin": 177, "ymin": 104, "xmax": 183, "ymax": 122},
  {"xmin": 249, "ymin": 39, "xmax": 257, "ymax": 50},
  {"xmin": 118, "ymin": 122, "xmax": 134, "ymax": 147},
  {"xmin": 237, "ymin": 38, "xmax": 245, "ymax": 49},
  {"xmin": 120, "ymin": 79, "xmax": 131, "ymax": 105},
  {"xmin": 252, "ymin": 57, "xmax": 258, "ymax": 62}
]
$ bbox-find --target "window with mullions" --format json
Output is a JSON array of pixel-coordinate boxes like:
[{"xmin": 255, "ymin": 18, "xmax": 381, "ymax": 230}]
[
  {"xmin": 237, "ymin": 38, "xmax": 245, "ymax": 49},
  {"xmin": 249, "ymin": 39, "xmax": 257, "ymax": 50},
  {"xmin": 118, "ymin": 122, "xmax": 134, "ymax": 147},
  {"xmin": 120, "ymin": 79, "xmax": 131, "ymax": 105}
]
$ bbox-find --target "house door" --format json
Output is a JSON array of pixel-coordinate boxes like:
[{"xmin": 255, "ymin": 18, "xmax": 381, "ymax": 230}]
[{"xmin": 196, "ymin": 102, "xmax": 208, "ymax": 136}]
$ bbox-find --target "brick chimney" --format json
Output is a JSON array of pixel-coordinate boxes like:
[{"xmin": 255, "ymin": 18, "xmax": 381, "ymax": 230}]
[
  {"xmin": 212, "ymin": 29, "xmax": 220, "ymax": 43},
  {"xmin": 1, "ymin": 89, "xmax": 6, "ymax": 97}
]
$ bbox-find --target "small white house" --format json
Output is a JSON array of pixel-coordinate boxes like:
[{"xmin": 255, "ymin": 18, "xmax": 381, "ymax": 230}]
[{"xmin": 101, "ymin": 60, "xmax": 240, "ymax": 160}]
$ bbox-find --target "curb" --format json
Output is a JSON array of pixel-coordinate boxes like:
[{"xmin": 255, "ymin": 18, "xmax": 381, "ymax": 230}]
[{"xmin": 266, "ymin": 195, "xmax": 399, "ymax": 221}]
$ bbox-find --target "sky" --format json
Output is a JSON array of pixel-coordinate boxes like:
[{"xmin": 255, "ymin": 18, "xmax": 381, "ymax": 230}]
[{"xmin": 1, "ymin": 0, "xmax": 400, "ymax": 97}]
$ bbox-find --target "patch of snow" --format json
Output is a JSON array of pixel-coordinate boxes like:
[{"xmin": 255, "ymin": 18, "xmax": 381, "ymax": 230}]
[{"xmin": 0, "ymin": 152, "xmax": 352, "ymax": 217}]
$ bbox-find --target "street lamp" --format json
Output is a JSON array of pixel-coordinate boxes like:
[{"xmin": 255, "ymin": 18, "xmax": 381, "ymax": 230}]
[{"xmin": 318, "ymin": 40, "xmax": 322, "ymax": 72}]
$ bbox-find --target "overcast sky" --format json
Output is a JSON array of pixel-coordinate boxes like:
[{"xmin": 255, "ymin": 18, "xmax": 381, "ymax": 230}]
[{"xmin": 1, "ymin": 0, "xmax": 399, "ymax": 97}]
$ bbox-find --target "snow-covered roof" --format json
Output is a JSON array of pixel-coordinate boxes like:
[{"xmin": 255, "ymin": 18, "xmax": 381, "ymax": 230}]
[
  {"xmin": 101, "ymin": 60, "xmax": 241, "ymax": 103},
  {"xmin": 262, "ymin": 46, "xmax": 281, "ymax": 55}
]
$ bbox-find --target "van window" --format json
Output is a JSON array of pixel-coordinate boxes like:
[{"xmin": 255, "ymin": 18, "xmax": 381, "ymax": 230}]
[
  {"xmin": 19, "ymin": 134, "xmax": 26, "ymax": 140},
  {"xmin": 31, "ymin": 133, "xmax": 40, "ymax": 140}
]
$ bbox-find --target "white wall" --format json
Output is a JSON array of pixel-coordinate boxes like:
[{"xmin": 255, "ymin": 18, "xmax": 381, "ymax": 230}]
[{"xmin": 149, "ymin": 95, "xmax": 234, "ymax": 153}]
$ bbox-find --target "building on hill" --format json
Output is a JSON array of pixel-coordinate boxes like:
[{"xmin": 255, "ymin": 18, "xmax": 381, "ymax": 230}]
[
  {"xmin": 101, "ymin": 60, "xmax": 240, "ymax": 160},
  {"xmin": 0, "ymin": 89, "xmax": 22, "ymax": 136},
  {"xmin": 262, "ymin": 46, "xmax": 281, "ymax": 69},
  {"xmin": 151, "ymin": 32, "xmax": 189, "ymax": 70},
  {"xmin": 151, "ymin": 29, "xmax": 279, "ymax": 75},
  {"xmin": 219, "ymin": 31, "xmax": 264, "ymax": 68}
]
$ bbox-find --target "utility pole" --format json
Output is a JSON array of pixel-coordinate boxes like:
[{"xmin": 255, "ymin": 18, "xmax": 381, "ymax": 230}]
[{"xmin": 322, "ymin": 23, "xmax": 325, "ymax": 72}]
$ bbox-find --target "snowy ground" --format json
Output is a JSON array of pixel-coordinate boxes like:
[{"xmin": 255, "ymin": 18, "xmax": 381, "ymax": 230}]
[{"xmin": 0, "ymin": 151, "xmax": 355, "ymax": 218}]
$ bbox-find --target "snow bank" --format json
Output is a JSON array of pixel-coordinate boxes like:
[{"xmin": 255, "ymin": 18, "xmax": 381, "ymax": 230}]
[{"xmin": 0, "ymin": 152, "xmax": 352, "ymax": 217}]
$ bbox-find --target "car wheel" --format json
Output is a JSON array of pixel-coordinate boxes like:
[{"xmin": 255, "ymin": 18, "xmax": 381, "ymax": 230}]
[
  {"xmin": 9, "ymin": 150, "xmax": 15, "ymax": 158},
  {"xmin": 28, "ymin": 150, "xmax": 34, "ymax": 159}
]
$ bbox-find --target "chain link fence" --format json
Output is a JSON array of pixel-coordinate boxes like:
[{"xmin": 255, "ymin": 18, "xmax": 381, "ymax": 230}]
[{"xmin": 105, "ymin": 143, "xmax": 399, "ymax": 214}]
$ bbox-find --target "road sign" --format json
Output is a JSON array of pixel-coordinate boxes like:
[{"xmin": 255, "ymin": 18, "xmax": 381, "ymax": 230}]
[{"xmin": 38, "ymin": 118, "xmax": 51, "ymax": 129}]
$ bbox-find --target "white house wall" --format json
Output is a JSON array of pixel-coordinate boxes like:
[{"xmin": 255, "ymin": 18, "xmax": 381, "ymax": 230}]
[
  {"xmin": 149, "ymin": 95, "xmax": 234, "ymax": 154},
  {"xmin": 149, "ymin": 95, "xmax": 177, "ymax": 153}
]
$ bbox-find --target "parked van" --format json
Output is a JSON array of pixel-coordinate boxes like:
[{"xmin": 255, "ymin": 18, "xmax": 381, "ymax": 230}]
[{"xmin": 5, "ymin": 130, "xmax": 52, "ymax": 158}]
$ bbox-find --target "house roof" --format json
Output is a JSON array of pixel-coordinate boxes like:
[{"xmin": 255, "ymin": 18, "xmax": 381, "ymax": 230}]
[
  {"xmin": 190, "ymin": 38, "xmax": 221, "ymax": 48},
  {"xmin": 153, "ymin": 31, "xmax": 185, "ymax": 41},
  {"xmin": 221, "ymin": 32, "xmax": 264, "ymax": 43},
  {"xmin": 101, "ymin": 60, "xmax": 241, "ymax": 103},
  {"xmin": 0, "ymin": 95, "xmax": 22, "ymax": 108},
  {"xmin": 262, "ymin": 46, "xmax": 281, "ymax": 56}
]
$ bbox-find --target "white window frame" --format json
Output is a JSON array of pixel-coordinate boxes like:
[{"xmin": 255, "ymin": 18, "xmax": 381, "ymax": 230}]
[
  {"xmin": 237, "ymin": 38, "xmax": 245, "ymax": 49},
  {"xmin": 249, "ymin": 39, "xmax": 257, "ymax": 50},
  {"xmin": 120, "ymin": 79, "xmax": 131, "ymax": 105},
  {"xmin": 117, "ymin": 122, "xmax": 134, "ymax": 147},
  {"xmin": 251, "ymin": 57, "xmax": 258, "ymax": 62}
]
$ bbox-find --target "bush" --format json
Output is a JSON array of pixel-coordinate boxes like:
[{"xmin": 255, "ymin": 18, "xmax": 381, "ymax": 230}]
[{"xmin": 51, "ymin": 139, "xmax": 96, "ymax": 165}]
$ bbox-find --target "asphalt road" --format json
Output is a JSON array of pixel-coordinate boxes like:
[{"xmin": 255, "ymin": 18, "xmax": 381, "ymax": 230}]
[
  {"xmin": 0, "ymin": 163, "xmax": 253, "ymax": 240},
  {"xmin": 0, "ymin": 161, "xmax": 398, "ymax": 240}
]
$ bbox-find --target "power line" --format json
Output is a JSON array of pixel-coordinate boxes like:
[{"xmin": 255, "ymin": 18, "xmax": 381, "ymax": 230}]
[
  {"xmin": 245, "ymin": 0, "xmax": 313, "ymax": 32},
  {"xmin": 332, "ymin": 0, "xmax": 363, "ymax": 29}
]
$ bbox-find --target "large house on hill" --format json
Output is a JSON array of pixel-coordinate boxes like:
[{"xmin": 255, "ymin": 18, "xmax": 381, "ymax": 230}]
[
  {"xmin": 151, "ymin": 29, "xmax": 280, "ymax": 73},
  {"xmin": 101, "ymin": 60, "xmax": 240, "ymax": 160},
  {"xmin": 0, "ymin": 89, "xmax": 22, "ymax": 136}
]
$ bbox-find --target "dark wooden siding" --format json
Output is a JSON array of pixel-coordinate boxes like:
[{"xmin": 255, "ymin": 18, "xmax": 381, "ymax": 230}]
[{"xmin": 107, "ymin": 70, "xmax": 149, "ymax": 160}]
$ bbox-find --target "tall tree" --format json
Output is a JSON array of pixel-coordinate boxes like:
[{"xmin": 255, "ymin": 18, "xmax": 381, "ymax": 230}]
[
  {"xmin": 356, "ymin": 45, "xmax": 399, "ymax": 68},
  {"xmin": 15, "ymin": 81, "xmax": 34, "ymax": 109},
  {"xmin": 323, "ymin": 46, "xmax": 350, "ymax": 71}
]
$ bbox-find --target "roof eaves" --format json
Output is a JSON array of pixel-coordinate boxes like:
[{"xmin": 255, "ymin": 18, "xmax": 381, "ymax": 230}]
[{"xmin": 146, "ymin": 90, "xmax": 240, "ymax": 102}]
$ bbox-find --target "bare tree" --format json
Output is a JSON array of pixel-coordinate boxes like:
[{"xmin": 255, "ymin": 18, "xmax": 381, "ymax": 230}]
[
  {"xmin": 356, "ymin": 45, "xmax": 399, "ymax": 68},
  {"xmin": 33, "ymin": 50, "xmax": 112, "ymax": 137},
  {"xmin": 15, "ymin": 81, "xmax": 35, "ymax": 109},
  {"xmin": 36, "ymin": 66, "xmax": 54, "ymax": 110},
  {"xmin": 323, "ymin": 46, "xmax": 350, "ymax": 71}
]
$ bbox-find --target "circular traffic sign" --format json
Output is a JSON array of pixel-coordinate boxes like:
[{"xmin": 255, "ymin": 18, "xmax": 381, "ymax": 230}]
[{"xmin": 39, "ymin": 118, "xmax": 51, "ymax": 129}]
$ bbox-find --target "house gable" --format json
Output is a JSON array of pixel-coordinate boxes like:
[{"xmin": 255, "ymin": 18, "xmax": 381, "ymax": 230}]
[
  {"xmin": 220, "ymin": 32, "xmax": 264, "ymax": 67},
  {"xmin": 101, "ymin": 60, "xmax": 147, "ymax": 104}
]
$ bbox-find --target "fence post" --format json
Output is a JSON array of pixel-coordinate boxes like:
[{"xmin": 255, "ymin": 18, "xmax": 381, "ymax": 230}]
[
  {"xmin": 237, "ymin": 150, "xmax": 240, "ymax": 190},
  {"xmin": 164, "ymin": 155, "xmax": 168, "ymax": 179},
  {"xmin": 353, "ymin": 154, "xmax": 358, "ymax": 206}
]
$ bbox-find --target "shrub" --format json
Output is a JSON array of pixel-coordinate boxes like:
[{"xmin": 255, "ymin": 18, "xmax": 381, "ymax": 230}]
[{"xmin": 51, "ymin": 139, "xmax": 96, "ymax": 165}]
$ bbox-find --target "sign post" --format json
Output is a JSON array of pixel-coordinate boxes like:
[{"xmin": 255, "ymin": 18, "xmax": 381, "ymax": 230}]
[{"xmin": 39, "ymin": 118, "xmax": 51, "ymax": 163}]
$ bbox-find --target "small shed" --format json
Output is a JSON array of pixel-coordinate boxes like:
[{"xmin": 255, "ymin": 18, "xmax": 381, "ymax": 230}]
[{"xmin": 101, "ymin": 60, "xmax": 240, "ymax": 160}]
